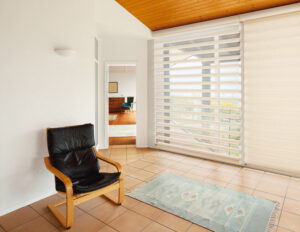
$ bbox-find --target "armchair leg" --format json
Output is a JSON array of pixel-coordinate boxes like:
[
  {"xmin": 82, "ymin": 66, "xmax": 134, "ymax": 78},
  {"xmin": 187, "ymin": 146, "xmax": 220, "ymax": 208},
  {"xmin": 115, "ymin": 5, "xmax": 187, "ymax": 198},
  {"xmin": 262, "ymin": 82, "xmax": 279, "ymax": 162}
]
[
  {"xmin": 47, "ymin": 180, "xmax": 122, "ymax": 229},
  {"xmin": 118, "ymin": 178, "xmax": 124, "ymax": 204},
  {"xmin": 103, "ymin": 179, "xmax": 124, "ymax": 205},
  {"xmin": 47, "ymin": 195, "xmax": 74, "ymax": 229},
  {"xmin": 66, "ymin": 195, "xmax": 74, "ymax": 228}
]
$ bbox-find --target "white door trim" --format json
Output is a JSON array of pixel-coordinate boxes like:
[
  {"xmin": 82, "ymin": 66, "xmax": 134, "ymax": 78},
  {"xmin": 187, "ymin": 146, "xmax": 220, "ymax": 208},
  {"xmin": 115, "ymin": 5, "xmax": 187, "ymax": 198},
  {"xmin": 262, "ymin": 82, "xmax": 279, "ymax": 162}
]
[
  {"xmin": 94, "ymin": 37, "xmax": 99, "ymax": 149},
  {"xmin": 104, "ymin": 61, "xmax": 137, "ymax": 148}
]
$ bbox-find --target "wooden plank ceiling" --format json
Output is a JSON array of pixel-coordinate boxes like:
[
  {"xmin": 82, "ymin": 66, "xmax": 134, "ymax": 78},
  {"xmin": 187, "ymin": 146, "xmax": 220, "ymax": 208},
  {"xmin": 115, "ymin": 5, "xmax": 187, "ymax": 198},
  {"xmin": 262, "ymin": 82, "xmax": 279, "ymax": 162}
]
[{"xmin": 115, "ymin": 0, "xmax": 299, "ymax": 31}]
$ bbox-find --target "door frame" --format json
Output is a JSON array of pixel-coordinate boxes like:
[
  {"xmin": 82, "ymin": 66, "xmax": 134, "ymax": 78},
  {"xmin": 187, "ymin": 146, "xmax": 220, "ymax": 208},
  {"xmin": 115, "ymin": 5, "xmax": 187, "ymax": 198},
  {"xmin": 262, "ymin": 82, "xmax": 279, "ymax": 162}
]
[{"xmin": 104, "ymin": 61, "xmax": 137, "ymax": 148}]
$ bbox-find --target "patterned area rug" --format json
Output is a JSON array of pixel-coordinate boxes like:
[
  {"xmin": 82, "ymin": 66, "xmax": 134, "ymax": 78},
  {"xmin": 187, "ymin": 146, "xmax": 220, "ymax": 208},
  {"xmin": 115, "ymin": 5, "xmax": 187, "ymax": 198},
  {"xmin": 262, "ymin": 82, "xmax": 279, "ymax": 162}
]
[{"xmin": 129, "ymin": 172, "xmax": 279, "ymax": 232}]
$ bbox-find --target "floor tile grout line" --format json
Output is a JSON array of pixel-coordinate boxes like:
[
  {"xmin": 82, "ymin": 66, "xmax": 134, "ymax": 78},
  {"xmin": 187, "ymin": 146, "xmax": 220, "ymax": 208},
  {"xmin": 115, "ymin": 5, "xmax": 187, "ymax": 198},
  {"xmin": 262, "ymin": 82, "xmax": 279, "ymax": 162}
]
[
  {"xmin": 277, "ymin": 227, "xmax": 294, "ymax": 232},
  {"xmin": 103, "ymin": 207, "xmax": 144, "ymax": 231},
  {"xmin": 6, "ymin": 205, "xmax": 49, "ymax": 232},
  {"xmin": 254, "ymin": 171, "xmax": 286, "ymax": 230},
  {"xmin": 50, "ymin": 227, "xmax": 59, "ymax": 232},
  {"xmin": 40, "ymin": 214, "xmax": 61, "ymax": 231},
  {"xmin": 126, "ymin": 208, "xmax": 178, "ymax": 232},
  {"xmin": 126, "ymin": 157, "xmax": 204, "ymax": 176},
  {"xmin": 76, "ymin": 198, "xmax": 109, "ymax": 216},
  {"xmin": 140, "ymin": 221, "xmax": 154, "ymax": 232},
  {"xmin": 252, "ymin": 189, "xmax": 286, "ymax": 198},
  {"xmin": 29, "ymin": 204, "xmax": 63, "ymax": 231},
  {"xmin": 109, "ymin": 198, "xmax": 179, "ymax": 232},
  {"xmin": 279, "ymin": 209, "xmax": 300, "ymax": 217},
  {"xmin": 252, "ymin": 170, "xmax": 266, "ymax": 197},
  {"xmin": 103, "ymin": 224, "xmax": 121, "ymax": 232},
  {"xmin": 0, "ymin": 225, "xmax": 7, "ymax": 232},
  {"xmin": 78, "ymin": 203, "xmax": 128, "ymax": 231},
  {"xmin": 252, "ymin": 171, "xmax": 285, "ymax": 228},
  {"xmin": 276, "ymin": 178, "xmax": 290, "ymax": 232},
  {"xmin": 185, "ymin": 223, "xmax": 193, "ymax": 232},
  {"xmin": 138, "ymin": 219, "xmax": 155, "ymax": 232},
  {"xmin": 127, "ymin": 161, "xmax": 155, "ymax": 170},
  {"xmin": 124, "ymin": 172, "xmax": 156, "ymax": 183}
]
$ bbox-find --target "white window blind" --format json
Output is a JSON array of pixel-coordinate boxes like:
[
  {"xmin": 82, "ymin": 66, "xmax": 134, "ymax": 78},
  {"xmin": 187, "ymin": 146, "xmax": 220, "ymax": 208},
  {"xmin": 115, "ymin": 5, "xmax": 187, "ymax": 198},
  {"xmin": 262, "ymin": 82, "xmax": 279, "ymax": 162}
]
[
  {"xmin": 244, "ymin": 12, "xmax": 300, "ymax": 176},
  {"xmin": 154, "ymin": 25, "xmax": 243, "ymax": 160}
]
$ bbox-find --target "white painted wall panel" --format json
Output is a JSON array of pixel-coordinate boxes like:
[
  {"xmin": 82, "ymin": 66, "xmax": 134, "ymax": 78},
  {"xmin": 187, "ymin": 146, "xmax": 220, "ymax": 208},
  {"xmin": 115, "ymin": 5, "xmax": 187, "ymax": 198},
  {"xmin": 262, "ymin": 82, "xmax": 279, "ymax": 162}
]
[{"xmin": 0, "ymin": 0, "xmax": 95, "ymax": 215}]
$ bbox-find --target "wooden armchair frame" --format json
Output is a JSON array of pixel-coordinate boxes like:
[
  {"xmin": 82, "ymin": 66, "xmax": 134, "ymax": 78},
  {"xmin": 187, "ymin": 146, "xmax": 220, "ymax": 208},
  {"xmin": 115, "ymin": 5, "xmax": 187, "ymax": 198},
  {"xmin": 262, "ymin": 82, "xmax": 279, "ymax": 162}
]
[{"xmin": 44, "ymin": 147, "xmax": 124, "ymax": 229}]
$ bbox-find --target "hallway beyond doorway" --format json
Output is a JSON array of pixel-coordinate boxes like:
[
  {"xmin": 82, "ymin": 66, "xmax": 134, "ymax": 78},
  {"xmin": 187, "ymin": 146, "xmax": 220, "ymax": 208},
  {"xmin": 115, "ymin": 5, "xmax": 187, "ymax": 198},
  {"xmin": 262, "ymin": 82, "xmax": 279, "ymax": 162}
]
[
  {"xmin": 109, "ymin": 111, "xmax": 136, "ymax": 125},
  {"xmin": 109, "ymin": 111, "xmax": 136, "ymax": 145}
]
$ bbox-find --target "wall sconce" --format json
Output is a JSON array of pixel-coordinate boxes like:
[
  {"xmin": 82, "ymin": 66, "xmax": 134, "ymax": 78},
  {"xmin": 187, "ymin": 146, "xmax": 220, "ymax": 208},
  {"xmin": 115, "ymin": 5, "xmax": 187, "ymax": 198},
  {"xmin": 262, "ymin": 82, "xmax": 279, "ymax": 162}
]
[{"xmin": 54, "ymin": 48, "xmax": 77, "ymax": 57}]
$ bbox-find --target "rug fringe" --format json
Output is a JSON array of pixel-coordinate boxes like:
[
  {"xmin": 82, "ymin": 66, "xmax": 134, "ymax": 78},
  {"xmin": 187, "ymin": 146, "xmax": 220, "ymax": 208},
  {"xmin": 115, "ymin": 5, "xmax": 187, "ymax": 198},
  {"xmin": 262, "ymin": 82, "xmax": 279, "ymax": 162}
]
[{"xmin": 266, "ymin": 201, "xmax": 280, "ymax": 232}]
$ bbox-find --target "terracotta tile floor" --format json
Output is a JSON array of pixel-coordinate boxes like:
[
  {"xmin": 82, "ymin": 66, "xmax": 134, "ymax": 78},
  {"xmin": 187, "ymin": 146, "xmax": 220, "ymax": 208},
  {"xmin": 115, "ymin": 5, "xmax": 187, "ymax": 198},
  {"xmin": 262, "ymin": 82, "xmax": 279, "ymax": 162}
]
[{"xmin": 1, "ymin": 146, "xmax": 300, "ymax": 232}]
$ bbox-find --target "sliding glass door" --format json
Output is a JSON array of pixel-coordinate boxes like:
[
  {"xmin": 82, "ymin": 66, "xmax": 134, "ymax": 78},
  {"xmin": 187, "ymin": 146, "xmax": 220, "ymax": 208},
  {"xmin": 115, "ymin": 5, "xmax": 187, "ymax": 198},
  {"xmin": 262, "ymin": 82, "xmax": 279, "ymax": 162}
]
[{"xmin": 154, "ymin": 25, "xmax": 243, "ymax": 162}]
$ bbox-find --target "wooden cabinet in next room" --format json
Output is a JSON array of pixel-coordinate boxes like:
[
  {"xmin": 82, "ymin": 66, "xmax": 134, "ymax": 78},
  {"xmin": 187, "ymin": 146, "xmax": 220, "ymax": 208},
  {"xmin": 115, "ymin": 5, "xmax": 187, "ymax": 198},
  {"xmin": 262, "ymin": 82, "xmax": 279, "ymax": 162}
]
[{"xmin": 109, "ymin": 97, "xmax": 125, "ymax": 113}]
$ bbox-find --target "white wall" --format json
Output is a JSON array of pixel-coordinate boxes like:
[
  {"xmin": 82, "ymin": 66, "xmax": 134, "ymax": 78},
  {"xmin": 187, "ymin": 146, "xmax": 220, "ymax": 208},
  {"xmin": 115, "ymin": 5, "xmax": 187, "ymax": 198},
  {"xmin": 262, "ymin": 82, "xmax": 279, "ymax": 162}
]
[
  {"xmin": 97, "ymin": 37, "xmax": 148, "ymax": 148},
  {"xmin": 0, "ymin": 0, "xmax": 95, "ymax": 215},
  {"xmin": 95, "ymin": 0, "xmax": 151, "ymax": 39},
  {"xmin": 109, "ymin": 70, "xmax": 137, "ymax": 100}
]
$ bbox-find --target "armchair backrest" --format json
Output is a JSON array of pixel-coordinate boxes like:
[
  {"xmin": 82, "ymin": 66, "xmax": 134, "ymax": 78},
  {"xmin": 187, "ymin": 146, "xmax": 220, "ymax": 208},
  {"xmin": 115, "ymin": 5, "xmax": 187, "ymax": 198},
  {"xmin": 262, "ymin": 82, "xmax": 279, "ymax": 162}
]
[
  {"xmin": 127, "ymin": 97, "xmax": 134, "ymax": 104},
  {"xmin": 47, "ymin": 124, "xmax": 99, "ymax": 180}
]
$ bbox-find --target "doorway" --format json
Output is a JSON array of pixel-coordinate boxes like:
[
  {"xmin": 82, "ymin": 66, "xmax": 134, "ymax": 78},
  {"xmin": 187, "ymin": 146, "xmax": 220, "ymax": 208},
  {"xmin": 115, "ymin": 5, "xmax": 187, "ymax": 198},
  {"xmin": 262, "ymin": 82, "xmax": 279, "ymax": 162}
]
[{"xmin": 104, "ymin": 63, "xmax": 137, "ymax": 146}]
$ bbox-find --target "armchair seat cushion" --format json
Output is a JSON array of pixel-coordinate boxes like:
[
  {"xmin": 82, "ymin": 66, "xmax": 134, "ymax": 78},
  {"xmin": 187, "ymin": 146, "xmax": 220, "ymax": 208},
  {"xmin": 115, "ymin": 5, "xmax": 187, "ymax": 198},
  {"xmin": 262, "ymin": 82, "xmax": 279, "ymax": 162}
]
[
  {"xmin": 56, "ymin": 172, "xmax": 121, "ymax": 194},
  {"xmin": 122, "ymin": 103, "xmax": 131, "ymax": 109}
]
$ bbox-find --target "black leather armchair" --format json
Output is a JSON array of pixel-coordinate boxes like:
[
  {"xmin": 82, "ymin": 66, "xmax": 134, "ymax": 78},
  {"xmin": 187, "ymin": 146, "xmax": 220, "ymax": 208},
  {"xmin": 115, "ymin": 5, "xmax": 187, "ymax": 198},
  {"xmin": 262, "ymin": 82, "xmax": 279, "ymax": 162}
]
[{"xmin": 44, "ymin": 124, "xmax": 124, "ymax": 229}]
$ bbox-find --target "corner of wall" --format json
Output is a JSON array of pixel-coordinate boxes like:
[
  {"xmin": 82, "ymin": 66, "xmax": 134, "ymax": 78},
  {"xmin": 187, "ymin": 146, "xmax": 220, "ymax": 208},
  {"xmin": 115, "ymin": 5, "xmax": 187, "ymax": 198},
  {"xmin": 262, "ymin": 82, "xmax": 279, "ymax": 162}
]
[{"xmin": 147, "ymin": 39, "xmax": 155, "ymax": 148}]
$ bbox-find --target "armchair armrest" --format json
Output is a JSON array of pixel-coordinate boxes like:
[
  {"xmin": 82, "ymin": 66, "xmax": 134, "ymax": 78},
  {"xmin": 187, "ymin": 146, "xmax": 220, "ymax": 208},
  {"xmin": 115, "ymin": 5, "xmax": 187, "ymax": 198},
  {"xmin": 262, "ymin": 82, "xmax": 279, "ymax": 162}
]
[
  {"xmin": 93, "ymin": 147, "xmax": 123, "ymax": 174},
  {"xmin": 44, "ymin": 157, "xmax": 73, "ymax": 194}
]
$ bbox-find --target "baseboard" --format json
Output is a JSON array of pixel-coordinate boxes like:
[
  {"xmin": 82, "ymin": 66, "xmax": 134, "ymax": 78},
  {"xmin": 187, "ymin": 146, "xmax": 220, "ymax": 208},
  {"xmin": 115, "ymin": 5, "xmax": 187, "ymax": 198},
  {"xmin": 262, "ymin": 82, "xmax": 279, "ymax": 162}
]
[
  {"xmin": 136, "ymin": 145, "xmax": 148, "ymax": 148},
  {"xmin": 95, "ymin": 144, "xmax": 109, "ymax": 149},
  {"xmin": 135, "ymin": 141, "xmax": 148, "ymax": 148},
  {"xmin": 0, "ymin": 190, "xmax": 57, "ymax": 216},
  {"xmin": 95, "ymin": 144, "xmax": 102, "ymax": 149}
]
